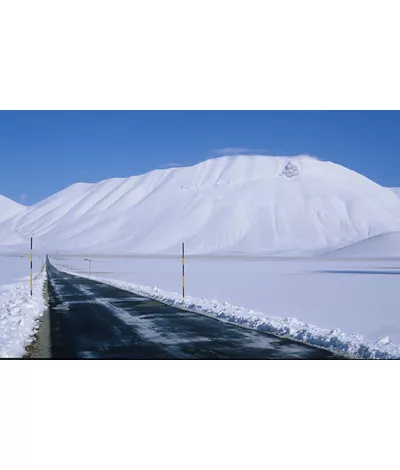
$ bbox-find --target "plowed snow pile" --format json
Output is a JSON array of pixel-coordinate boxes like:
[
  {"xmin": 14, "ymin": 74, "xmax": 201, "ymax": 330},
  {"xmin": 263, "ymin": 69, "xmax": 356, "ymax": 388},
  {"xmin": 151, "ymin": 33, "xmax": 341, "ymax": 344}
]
[{"xmin": 0, "ymin": 257, "xmax": 46, "ymax": 358}]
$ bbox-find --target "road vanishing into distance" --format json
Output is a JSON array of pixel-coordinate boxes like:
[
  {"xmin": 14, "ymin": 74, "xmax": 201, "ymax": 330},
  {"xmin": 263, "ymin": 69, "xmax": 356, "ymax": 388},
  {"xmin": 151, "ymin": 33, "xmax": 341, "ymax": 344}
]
[{"xmin": 41, "ymin": 262, "xmax": 339, "ymax": 359}]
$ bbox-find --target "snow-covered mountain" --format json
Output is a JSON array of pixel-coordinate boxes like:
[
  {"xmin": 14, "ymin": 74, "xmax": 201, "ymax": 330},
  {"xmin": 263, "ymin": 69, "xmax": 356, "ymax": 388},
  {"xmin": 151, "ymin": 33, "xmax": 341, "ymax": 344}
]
[
  {"xmin": 0, "ymin": 195, "xmax": 25, "ymax": 222},
  {"xmin": 2, "ymin": 155, "xmax": 400, "ymax": 255}
]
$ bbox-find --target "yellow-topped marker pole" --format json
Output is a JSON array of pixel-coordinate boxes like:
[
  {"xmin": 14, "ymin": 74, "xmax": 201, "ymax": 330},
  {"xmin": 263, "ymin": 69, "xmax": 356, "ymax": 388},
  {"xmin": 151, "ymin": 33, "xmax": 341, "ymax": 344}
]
[
  {"xmin": 182, "ymin": 242, "xmax": 185, "ymax": 299},
  {"xmin": 30, "ymin": 237, "xmax": 33, "ymax": 296}
]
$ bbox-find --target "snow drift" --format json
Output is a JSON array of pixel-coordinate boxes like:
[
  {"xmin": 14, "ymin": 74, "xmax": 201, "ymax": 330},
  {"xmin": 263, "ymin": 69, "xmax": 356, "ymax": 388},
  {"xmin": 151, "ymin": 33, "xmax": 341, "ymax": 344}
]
[
  {"xmin": 1, "ymin": 155, "xmax": 400, "ymax": 255},
  {"xmin": 325, "ymin": 232, "xmax": 400, "ymax": 258}
]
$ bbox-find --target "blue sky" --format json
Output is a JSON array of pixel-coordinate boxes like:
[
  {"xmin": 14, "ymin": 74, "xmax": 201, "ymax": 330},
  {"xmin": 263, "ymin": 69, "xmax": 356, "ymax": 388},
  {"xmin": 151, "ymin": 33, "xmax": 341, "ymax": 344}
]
[{"xmin": 0, "ymin": 111, "xmax": 399, "ymax": 205}]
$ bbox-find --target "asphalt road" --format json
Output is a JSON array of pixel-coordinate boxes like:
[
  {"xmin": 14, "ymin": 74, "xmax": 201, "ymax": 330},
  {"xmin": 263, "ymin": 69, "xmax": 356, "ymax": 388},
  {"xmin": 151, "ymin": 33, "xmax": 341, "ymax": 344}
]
[{"xmin": 47, "ymin": 262, "xmax": 338, "ymax": 359}]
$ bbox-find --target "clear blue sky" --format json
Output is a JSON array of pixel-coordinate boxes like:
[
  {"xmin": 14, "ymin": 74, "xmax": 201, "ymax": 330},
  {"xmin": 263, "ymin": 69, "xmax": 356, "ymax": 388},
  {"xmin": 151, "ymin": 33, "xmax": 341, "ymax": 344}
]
[{"xmin": 1, "ymin": 111, "xmax": 399, "ymax": 205}]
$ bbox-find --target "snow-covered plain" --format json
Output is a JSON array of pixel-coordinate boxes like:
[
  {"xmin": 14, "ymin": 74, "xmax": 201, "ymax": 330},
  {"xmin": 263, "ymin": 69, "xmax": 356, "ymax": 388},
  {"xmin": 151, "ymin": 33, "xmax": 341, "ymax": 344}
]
[
  {"xmin": 0, "ymin": 255, "xmax": 46, "ymax": 357},
  {"xmin": 0, "ymin": 254, "xmax": 43, "ymax": 285},
  {"xmin": 52, "ymin": 254, "xmax": 400, "ymax": 358}
]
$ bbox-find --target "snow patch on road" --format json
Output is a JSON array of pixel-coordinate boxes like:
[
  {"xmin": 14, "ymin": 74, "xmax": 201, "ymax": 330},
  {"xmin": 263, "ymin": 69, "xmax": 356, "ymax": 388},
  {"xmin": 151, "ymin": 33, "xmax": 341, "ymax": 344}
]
[
  {"xmin": 0, "ymin": 270, "xmax": 47, "ymax": 357},
  {"xmin": 57, "ymin": 267, "xmax": 400, "ymax": 359}
]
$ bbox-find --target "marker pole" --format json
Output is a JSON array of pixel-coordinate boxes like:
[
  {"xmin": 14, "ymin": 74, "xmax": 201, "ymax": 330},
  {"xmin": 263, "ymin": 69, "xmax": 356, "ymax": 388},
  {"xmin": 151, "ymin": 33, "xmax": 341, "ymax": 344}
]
[
  {"xmin": 182, "ymin": 242, "xmax": 185, "ymax": 299},
  {"xmin": 30, "ymin": 237, "xmax": 33, "ymax": 296}
]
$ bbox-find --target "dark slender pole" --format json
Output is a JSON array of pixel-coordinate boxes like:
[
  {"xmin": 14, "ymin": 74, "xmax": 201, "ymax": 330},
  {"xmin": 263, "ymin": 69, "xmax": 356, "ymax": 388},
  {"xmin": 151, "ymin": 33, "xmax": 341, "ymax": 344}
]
[
  {"xmin": 182, "ymin": 242, "xmax": 185, "ymax": 299},
  {"xmin": 30, "ymin": 237, "xmax": 33, "ymax": 296}
]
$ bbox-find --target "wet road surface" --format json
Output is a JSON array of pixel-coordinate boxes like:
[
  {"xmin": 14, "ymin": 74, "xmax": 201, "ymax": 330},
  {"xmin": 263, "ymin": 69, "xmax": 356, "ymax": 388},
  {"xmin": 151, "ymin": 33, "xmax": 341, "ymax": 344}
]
[{"xmin": 47, "ymin": 262, "xmax": 338, "ymax": 359}]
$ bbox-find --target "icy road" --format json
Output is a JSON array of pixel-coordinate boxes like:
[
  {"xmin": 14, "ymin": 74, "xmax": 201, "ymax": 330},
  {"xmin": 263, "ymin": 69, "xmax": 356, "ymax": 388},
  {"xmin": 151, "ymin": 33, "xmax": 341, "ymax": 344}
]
[{"xmin": 47, "ymin": 262, "xmax": 338, "ymax": 359}]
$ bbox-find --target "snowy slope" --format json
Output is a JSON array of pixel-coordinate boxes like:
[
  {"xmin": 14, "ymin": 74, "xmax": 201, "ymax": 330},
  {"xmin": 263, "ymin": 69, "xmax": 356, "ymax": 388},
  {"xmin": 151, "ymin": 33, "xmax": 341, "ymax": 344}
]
[
  {"xmin": 2, "ymin": 155, "xmax": 400, "ymax": 255},
  {"xmin": 0, "ymin": 196, "xmax": 28, "ymax": 248},
  {"xmin": 391, "ymin": 188, "xmax": 400, "ymax": 198},
  {"xmin": 0, "ymin": 194, "xmax": 25, "ymax": 222},
  {"xmin": 324, "ymin": 232, "xmax": 400, "ymax": 258}
]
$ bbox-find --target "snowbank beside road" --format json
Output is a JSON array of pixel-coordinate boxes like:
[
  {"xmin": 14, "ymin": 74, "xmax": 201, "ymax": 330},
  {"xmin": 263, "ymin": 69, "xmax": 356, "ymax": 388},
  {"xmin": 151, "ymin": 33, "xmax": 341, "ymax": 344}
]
[
  {"xmin": 0, "ymin": 266, "xmax": 47, "ymax": 358},
  {"xmin": 53, "ymin": 255, "xmax": 400, "ymax": 348}
]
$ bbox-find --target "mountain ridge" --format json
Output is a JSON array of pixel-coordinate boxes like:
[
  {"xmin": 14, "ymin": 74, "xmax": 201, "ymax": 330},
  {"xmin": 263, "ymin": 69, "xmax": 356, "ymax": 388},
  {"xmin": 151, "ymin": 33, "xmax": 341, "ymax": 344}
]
[{"xmin": 1, "ymin": 155, "xmax": 400, "ymax": 255}]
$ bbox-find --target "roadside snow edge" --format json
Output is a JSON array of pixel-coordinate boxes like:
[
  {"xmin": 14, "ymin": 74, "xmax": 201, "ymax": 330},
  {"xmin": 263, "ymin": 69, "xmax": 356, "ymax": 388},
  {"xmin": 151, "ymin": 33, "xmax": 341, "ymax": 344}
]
[{"xmin": 55, "ymin": 265, "xmax": 399, "ymax": 359}]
